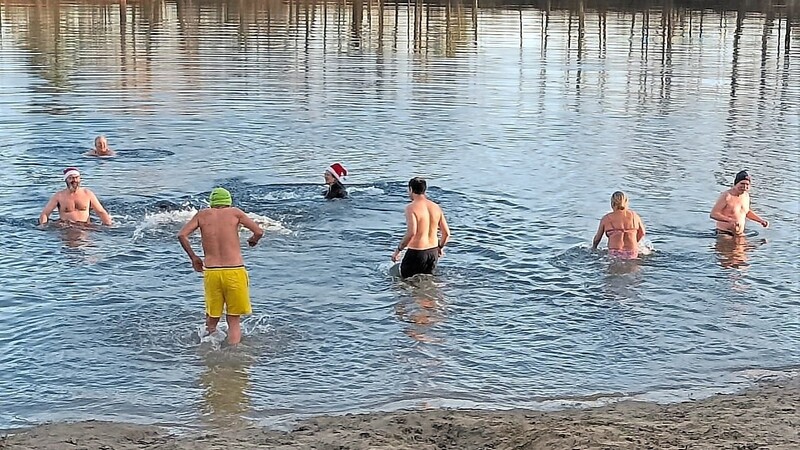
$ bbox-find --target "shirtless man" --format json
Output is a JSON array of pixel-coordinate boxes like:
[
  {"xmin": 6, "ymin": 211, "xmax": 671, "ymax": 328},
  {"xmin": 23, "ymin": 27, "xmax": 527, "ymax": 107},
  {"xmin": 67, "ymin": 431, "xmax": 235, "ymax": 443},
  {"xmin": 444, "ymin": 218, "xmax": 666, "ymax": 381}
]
[
  {"xmin": 391, "ymin": 177, "xmax": 451, "ymax": 278},
  {"xmin": 710, "ymin": 170, "xmax": 769, "ymax": 236},
  {"xmin": 39, "ymin": 167, "xmax": 113, "ymax": 226},
  {"xmin": 178, "ymin": 187, "xmax": 263, "ymax": 345},
  {"xmin": 85, "ymin": 135, "xmax": 116, "ymax": 157}
]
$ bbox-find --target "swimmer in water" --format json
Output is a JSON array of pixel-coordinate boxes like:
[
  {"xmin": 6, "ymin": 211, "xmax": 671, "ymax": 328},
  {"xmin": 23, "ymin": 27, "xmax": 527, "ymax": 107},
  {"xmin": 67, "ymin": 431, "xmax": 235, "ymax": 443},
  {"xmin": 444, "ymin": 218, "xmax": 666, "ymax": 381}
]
[
  {"xmin": 592, "ymin": 191, "xmax": 646, "ymax": 259},
  {"xmin": 85, "ymin": 135, "xmax": 116, "ymax": 157},
  {"xmin": 324, "ymin": 162, "xmax": 348, "ymax": 199},
  {"xmin": 391, "ymin": 177, "xmax": 451, "ymax": 277},
  {"xmin": 710, "ymin": 170, "xmax": 768, "ymax": 236},
  {"xmin": 177, "ymin": 187, "xmax": 264, "ymax": 346},
  {"xmin": 39, "ymin": 167, "xmax": 113, "ymax": 226}
]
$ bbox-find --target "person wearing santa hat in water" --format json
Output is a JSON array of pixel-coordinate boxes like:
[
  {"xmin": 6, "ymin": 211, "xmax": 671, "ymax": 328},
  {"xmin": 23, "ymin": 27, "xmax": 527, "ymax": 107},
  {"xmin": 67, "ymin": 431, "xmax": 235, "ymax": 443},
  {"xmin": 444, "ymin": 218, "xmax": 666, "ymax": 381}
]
[
  {"xmin": 324, "ymin": 162, "xmax": 348, "ymax": 200},
  {"xmin": 39, "ymin": 167, "xmax": 113, "ymax": 226}
]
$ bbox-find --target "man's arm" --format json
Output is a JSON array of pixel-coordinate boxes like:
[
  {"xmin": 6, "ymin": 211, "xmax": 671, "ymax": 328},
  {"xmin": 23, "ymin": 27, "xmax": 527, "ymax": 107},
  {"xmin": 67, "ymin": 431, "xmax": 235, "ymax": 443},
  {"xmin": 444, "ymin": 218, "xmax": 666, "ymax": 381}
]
[
  {"xmin": 438, "ymin": 210, "xmax": 451, "ymax": 249},
  {"xmin": 177, "ymin": 213, "xmax": 204, "ymax": 272},
  {"xmin": 746, "ymin": 210, "xmax": 768, "ymax": 227},
  {"xmin": 88, "ymin": 190, "xmax": 113, "ymax": 225},
  {"xmin": 709, "ymin": 192, "xmax": 733, "ymax": 223},
  {"xmin": 237, "ymin": 209, "xmax": 264, "ymax": 246},
  {"xmin": 392, "ymin": 207, "xmax": 417, "ymax": 262},
  {"xmin": 39, "ymin": 194, "xmax": 59, "ymax": 225},
  {"xmin": 397, "ymin": 207, "xmax": 417, "ymax": 250},
  {"xmin": 592, "ymin": 220, "xmax": 605, "ymax": 249}
]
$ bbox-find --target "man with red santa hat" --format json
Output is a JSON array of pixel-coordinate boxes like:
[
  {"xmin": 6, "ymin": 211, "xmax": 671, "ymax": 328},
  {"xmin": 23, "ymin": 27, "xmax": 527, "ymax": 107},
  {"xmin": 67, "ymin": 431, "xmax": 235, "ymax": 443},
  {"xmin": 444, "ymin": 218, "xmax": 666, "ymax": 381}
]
[{"xmin": 39, "ymin": 167, "xmax": 113, "ymax": 226}]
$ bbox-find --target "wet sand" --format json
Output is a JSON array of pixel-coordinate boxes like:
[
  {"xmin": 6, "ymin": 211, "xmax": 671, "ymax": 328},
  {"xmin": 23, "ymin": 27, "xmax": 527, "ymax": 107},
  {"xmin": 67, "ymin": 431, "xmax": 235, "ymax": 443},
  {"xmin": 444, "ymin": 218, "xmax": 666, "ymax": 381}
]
[{"xmin": 2, "ymin": 378, "xmax": 798, "ymax": 450}]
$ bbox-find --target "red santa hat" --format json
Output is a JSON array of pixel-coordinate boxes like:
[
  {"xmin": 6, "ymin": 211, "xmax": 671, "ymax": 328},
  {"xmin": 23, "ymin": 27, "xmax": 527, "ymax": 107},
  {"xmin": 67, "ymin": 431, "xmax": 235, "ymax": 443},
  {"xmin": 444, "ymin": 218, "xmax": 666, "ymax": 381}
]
[
  {"xmin": 63, "ymin": 167, "xmax": 81, "ymax": 181},
  {"xmin": 326, "ymin": 162, "xmax": 348, "ymax": 183}
]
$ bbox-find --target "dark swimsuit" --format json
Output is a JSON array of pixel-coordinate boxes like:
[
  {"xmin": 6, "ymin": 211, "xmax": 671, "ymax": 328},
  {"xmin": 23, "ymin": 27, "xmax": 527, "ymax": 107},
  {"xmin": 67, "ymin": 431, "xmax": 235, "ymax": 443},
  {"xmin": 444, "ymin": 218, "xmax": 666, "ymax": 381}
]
[
  {"xmin": 325, "ymin": 182, "xmax": 347, "ymax": 200},
  {"xmin": 400, "ymin": 247, "xmax": 439, "ymax": 278},
  {"xmin": 715, "ymin": 229, "xmax": 736, "ymax": 236}
]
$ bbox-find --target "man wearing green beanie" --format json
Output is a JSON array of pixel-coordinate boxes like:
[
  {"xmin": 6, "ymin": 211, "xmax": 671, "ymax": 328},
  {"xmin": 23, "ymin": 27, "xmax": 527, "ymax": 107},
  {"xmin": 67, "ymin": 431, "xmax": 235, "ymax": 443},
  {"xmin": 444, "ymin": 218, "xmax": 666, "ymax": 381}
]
[{"xmin": 178, "ymin": 187, "xmax": 264, "ymax": 345}]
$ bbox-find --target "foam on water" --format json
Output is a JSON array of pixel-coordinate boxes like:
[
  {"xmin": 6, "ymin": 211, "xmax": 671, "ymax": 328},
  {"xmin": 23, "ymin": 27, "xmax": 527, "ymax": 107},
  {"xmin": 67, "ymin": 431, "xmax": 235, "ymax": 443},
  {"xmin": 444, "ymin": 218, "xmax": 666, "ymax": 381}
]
[
  {"xmin": 132, "ymin": 208, "xmax": 199, "ymax": 241},
  {"xmin": 247, "ymin": 212, "xmax": 292, "ymax": 234},
  {"xmin": 348, "ymin": 186, "xmax": 386, "ymax": 196},
  {"xmin": 131, "ymin": 209, "xmax": 292, "ymax": 241}
]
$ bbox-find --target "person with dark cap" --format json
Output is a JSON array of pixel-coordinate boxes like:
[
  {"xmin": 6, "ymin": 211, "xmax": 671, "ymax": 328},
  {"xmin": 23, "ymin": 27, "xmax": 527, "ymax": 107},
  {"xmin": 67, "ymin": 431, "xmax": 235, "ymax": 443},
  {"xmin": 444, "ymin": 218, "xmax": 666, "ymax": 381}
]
[
  {"xmin": 323, "ymin": 162, "xmax": 348, "ymax": 200},
  {"xmin": 710, "ymin": 170, "xmax": 769, "ymax": 236}
]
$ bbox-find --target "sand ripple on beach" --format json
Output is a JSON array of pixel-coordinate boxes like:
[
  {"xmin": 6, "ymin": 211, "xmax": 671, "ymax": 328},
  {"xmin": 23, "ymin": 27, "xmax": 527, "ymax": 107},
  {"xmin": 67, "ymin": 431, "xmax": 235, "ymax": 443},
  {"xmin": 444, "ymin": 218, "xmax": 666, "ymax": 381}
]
[{"xmin": 3, "ymin": 379, "xmax": 798, "ymax": 450}]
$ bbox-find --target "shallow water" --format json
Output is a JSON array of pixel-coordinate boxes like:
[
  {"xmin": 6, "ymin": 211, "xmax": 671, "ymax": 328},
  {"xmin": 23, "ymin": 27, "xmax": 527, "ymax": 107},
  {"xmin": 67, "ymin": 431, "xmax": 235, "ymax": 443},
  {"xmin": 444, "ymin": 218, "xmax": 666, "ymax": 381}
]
[{"xmin": 0, "ymin": 0, "xmax": 798, "ymax": 430}]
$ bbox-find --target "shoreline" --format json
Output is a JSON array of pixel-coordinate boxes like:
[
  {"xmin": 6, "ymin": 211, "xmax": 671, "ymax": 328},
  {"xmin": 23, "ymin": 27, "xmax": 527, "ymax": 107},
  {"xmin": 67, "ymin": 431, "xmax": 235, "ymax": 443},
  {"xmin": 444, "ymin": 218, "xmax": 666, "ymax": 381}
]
[{"xmin": 2, "ymin": 378, "xmax": 798, "ymax": 449}]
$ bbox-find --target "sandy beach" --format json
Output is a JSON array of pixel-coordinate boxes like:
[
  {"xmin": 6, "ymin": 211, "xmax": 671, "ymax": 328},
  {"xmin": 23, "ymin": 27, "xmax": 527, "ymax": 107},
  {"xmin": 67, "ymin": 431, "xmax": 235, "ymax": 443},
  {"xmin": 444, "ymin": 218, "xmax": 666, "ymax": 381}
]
[{"xmin": 2, "ymin": 378, "xmax": 797, "ymax": 450}]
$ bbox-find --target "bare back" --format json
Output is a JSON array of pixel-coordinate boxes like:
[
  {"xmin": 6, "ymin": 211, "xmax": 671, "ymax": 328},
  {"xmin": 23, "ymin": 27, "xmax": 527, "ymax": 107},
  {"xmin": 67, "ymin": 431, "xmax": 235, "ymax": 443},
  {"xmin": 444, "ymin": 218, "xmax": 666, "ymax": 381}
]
[
  {"xmin": 406, "ymin": 198, "xmax": 443, "ymax": 250},
  {"xmin": 196, "ymin": 207, "xmax": 247, "ymax": 267},
  {"xmin": 602, "ymin": 209, "xmax": 643, "ymax": 251}
]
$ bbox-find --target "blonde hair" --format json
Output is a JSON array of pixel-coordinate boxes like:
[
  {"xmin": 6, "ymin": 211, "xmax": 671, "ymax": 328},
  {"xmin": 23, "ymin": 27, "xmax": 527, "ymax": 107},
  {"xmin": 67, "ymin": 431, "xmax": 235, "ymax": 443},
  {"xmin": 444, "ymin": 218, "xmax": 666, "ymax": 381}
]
[{"xmin": 610, "ymin": 191, "xmax": 629, "ymax": 210}]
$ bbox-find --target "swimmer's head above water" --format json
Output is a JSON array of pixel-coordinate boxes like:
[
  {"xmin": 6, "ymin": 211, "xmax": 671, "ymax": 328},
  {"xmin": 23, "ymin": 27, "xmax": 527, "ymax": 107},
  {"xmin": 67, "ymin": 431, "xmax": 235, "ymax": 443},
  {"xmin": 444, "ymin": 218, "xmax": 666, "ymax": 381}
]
[
  {"xmin": 733, "ymin": 170, "xmax": 751, "ymax": 194},
  {"xmin": 209, "ymin": 187, "xmax": 232, "ymax": 208},
  {"xmin": 94, "ymin": 135, "xmax": 109, "ymax": 153},
  {"xmin": 324, "ymin": 162, "xmax": 348, "ymax": 185},
  {"xmin": 610, "ymin": 191, "xmax": 628, "ymax": 211},
  {"xmin": 63, "ymin": 167, "xmax": 81, "ymax": 192},
  {"xmin": 408, "ymin": 177, "xmax": 427, "ymax": 197}
]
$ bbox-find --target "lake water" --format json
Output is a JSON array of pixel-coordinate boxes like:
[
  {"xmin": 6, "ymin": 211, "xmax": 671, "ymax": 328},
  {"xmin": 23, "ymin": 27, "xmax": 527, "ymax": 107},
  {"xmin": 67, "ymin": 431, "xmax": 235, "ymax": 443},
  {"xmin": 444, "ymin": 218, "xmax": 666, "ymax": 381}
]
[{"xmin": 0, "ymin": 0, "xmax": 798, "ymax": 431}]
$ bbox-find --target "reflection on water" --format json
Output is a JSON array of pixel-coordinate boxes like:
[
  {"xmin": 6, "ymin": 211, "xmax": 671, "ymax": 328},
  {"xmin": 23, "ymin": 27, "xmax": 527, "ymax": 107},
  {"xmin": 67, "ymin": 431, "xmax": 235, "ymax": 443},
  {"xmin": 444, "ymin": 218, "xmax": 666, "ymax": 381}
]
[
  {"xmin": 2, "ymin": 0, "xmax": 797, "ymax": 92},
  {"xmin": 394, "ymin": 276, "xmax": 447, "ymax": 344},
  {"xmin": 57, "ymin": 225, "xmax": 91, "ymax": 248},
  {"xmin": 0, "ymin": 0, "xmax": 798, "ymax": 433},
  {"xmin": 199, "ymin": 348, "xmax": 253, "ymax": 429},
  {"xmin": 713, "ymin": 234, "xmax": 767, "ymax": 270}
]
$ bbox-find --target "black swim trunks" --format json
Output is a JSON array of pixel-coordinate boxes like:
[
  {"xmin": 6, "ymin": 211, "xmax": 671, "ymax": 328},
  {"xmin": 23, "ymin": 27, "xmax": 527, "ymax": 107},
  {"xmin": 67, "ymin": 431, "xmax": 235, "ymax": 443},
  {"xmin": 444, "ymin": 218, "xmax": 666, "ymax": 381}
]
[
  {"xmin": 715, "ymin": 229, "xmax": 735, "ymax": 236},
  {"xmin": 400, "ymin": 247, "xmax": 439, "ymax": 278}
]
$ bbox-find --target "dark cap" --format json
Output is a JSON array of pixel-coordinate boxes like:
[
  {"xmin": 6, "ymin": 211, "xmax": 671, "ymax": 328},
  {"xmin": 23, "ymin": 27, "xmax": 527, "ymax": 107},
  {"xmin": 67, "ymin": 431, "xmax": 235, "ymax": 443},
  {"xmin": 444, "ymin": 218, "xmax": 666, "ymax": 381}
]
[{"xmin": 734, "ymin": 170, "xmax": 751, "ymax": 185}]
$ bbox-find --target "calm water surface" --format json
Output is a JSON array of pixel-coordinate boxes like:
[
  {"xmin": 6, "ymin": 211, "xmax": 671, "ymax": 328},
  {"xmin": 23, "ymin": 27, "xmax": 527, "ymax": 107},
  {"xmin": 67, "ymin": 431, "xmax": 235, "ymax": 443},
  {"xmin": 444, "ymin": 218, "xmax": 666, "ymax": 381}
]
[{"xmin": 0, "ymin": 0, "xmax": 798, "ymax": 430}]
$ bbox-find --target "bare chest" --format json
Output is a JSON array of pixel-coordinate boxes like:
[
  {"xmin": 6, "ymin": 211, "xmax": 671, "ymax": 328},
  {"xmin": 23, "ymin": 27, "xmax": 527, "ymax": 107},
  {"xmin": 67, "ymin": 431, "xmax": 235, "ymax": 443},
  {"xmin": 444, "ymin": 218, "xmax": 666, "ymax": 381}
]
[
  {"xmin": 724, "ymin": 195, "xmax": 749, "ymax": 214},
  {"xmin": 58, "ymin": 195, "xmax": 90, "ymax": 212}
]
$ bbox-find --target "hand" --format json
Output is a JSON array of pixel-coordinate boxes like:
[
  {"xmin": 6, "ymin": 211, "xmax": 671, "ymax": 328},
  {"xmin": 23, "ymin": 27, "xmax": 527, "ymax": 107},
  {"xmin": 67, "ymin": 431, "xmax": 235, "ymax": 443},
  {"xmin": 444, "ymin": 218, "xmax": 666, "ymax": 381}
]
[
  {"xmin": 761, "ymin": 220, "xmax": 769, "ymax": 228},
  {"xmin": 391, "ymin": 249, "xmax": 401, "ymax": 263},
  {"xmin": 437, "ymin": 246, "xmax": 445, "ymax": 258},
  {"xmin": 191, "ymin": 256, "xmax": 204, "ymax": 273},
  {"xmin": 248, "ymin": 236, "xmax": 260, "ymax": 247}
]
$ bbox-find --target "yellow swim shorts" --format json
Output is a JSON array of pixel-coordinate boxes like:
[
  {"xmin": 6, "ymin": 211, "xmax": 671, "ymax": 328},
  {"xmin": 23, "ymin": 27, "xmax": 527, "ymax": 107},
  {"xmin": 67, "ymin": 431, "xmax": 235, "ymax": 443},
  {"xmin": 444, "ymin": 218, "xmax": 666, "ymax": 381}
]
[{"xmin": 202, "ymin": 266, "xmax": 251, "ymax": 318}]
